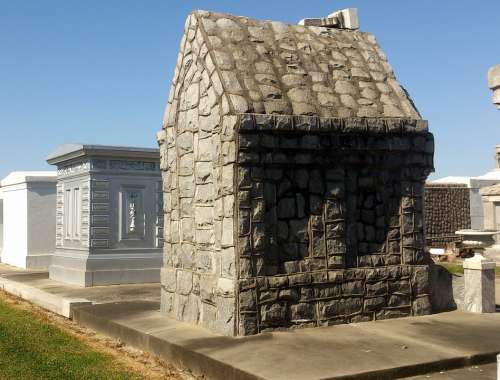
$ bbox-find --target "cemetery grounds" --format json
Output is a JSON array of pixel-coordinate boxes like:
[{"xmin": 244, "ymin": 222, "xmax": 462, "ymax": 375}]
[{"xmin": 0, "ymin": 290, "xmax": 189, "ymax": 380}]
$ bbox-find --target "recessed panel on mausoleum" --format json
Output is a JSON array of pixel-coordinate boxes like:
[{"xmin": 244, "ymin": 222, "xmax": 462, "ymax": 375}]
[
  {"xmin": 46, "ymin": 144, "xmax": 163, "ymax": 287},
  {"xmin": 158, "ymin": 8, "xmax": 435, "ymax": 336}
]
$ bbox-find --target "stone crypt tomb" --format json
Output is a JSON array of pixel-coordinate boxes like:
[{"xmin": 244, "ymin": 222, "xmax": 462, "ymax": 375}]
[
  {"xmin": 424, "ymin": 183, "xmax": 471, "ymax": 250},
  {"xmin": 47, "ymin": 144, "xmax": 163, "ymax": 286},
  {"xmin": 0, "ymin": 171, "xmax": 57, "ymax": 269},
  {"xmin": 429, "ymin": 146, "xmax": 500, "ymax": 233},
  {"xmin": 158, "ymin": 9, "xmax": 435, "ymax": 336}
]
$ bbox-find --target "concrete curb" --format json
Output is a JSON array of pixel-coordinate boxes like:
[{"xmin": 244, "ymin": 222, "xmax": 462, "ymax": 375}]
[
  {"xmin": 71, "ymin": 303, "xmax": 261, "ymax": 380},
  {"xmin": 332, "ymin": 354, "xmax": 498, "ymax": 380},
  {"xmin": 71, "ymin": 303, "xmax": 500, "ymax": 380},
  {"xmin": 0, "ymin": 276, "xmax": 93, "ymax": 318}
]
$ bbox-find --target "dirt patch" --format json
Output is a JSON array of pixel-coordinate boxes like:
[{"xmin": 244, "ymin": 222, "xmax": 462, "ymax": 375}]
[{"xmin": 0, "ymin": 290, "xmax": 198, "ymax": 380}]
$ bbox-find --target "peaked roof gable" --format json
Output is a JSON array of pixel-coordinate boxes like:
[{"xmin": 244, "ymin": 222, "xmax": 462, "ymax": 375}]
[{"xmin": 163, "ymin": 10, "xmax": 421, "ymax": 129}]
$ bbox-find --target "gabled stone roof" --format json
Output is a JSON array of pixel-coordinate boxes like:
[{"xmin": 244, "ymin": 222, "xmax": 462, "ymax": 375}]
[{"xmin": 164, "ymin": 10, "xmax": 421, "ymax": 124}]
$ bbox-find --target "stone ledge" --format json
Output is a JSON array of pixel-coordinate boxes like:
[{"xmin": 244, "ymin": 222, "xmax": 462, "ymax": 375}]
[{"xmin": 238, "ymin": 114, "xmax": 429, "ymax": 135}]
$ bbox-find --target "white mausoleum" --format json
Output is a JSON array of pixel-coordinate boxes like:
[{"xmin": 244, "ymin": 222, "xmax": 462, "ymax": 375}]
[
  {"xmin": 47, "ymin": 144, "xmax": 163, "ymax": 286},
  {"xmin": 0, "ymin": 171, "xmax": 57, "ymax": 269}
]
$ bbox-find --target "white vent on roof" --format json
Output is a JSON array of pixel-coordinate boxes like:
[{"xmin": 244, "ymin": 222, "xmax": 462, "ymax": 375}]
[{"xmin": 298, "ymin": 8, "xmax": 359, "ymax": 30}]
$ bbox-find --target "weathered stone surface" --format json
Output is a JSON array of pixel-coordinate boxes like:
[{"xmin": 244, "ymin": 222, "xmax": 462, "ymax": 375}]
[
  {"xmin": 335, "ymin": 81, "xmax": 357, "ymax": 96},
  {"xmin": 177, "ymin": 270, "xmax": 193, "ymax": 295},
  {"xmin": 159, "ymin": 9, "xmax": 433, "ymax": 337},
  {"xmin": 161, "ymin": 267, "xmax": 177, "ymax": 292},
  {"xmin": 424, "ymin": 183, "xmax": 470, "ymax": 248},
  {"xmin": 228, "ymin": 125, "xmax": 432, "ymax": 333}
]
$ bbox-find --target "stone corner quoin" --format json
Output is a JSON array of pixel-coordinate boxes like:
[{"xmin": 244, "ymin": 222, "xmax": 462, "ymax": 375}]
[{"xmin": 156, "ymin": 9, "xmax": 434, "ymax": 336}]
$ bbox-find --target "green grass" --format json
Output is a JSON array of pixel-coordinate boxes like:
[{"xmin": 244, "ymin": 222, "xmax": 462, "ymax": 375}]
[
  {"xmin": 437, "ymin": 262, "xmax": 464, "ymax": 276},
  {"xmin": 438, "ymin": 262, "xmax": 500, "ymax": 276},
  {"xmin": 0, "ymin": 297, "xmax": 142, "ymax": 380}
]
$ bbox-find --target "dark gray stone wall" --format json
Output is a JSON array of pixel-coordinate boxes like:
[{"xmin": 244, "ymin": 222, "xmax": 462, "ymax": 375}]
[
  {"xmin": 236, "ymin": 115, "xmax": 434, "ymax": 335},
  {"xmin": 424, "ymin": 184, "xmax": 470, "ymax": 248}
]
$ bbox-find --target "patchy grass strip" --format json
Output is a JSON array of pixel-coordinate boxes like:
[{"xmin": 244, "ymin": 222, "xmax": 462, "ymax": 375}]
[
  {"xmin": 437, "ymin": 262, "xmax": 500, "ymax": 276},
  {"xmin": 0, "ymin": 291, "xmax": 189, "ymax": 380}
]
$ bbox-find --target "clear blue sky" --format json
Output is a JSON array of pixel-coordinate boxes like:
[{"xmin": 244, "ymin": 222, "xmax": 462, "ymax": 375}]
[{"xmin": 1, "ymin": 1, "xmax": 499, "ymax": 180}]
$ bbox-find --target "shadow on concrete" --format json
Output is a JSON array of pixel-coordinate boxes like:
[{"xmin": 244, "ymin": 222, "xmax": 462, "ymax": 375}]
[
  {"xmin": 74, "ymin": 301, "xmax": 160, "ymax": 317},
  {"xmin": 2, "ymin": 272, "xmax": 49, "ymax": 281},
  {"xmin": 429, "ymin": 264, "xmax": 459, "ymax": 313},
  {"xmin": 181, "ymin": 329, "xmax": 274, "ymax": 351}
]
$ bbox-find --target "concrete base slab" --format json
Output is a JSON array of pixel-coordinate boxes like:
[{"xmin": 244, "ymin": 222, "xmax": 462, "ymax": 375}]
[
  {"xmin": 25, "ymin": 254, "xmax": 52, "ymax": 270},
  {"xmin": 0, "ymin": 263, "xmax": 160, "ymax": 307},
  {"xmin": 49, "ymin": 251, "xmax": 162, "ymax": 287},
  {"xmin": 49, "ymin": 264, "xmax": 160, "ymax": 287},
  {"xmin": 0, "ymin": 264, "xmax": 499, "ymax": 380},
  {"xmin": 0, "ymin": 274, "xmax": 92, "ymax": 317},
  {"xmin": 70, "ymin": 303, "xmax": 500, "ymax": 380},
  {"xmin": 1, "ymin": 253, "xmax": 52, "ymax": 271}
]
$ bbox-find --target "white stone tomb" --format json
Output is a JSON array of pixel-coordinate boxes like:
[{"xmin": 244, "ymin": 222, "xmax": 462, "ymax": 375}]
[
  {"xmin": 47, "ymin": 144, "xmax": 163, "ymax": 286},
  {"xmin": 0, "ymin": 171, "xmax": 57, "ymax": 269}
]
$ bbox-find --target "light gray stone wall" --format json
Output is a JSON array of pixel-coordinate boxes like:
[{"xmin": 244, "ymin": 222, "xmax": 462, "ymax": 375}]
[
  {"xmin": 27, "ymin": 182, "xmax": 57, "ymax": 266},
  {"xmin": 158, "ymin": 13, "xmax": 238, "ymax": 334},
  {"xmin": 466, "ymin": 177, "xmax": 500, "ymax": 231}
]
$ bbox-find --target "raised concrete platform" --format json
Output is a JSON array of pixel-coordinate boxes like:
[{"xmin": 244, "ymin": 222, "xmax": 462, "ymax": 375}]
[
  {"xmin": 0, "ymin": 264, "xmax": 499, "ymax": 380},
  {"xmin": 0, "ymin": 264, "xmax": 159, "ymax": 317}
]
